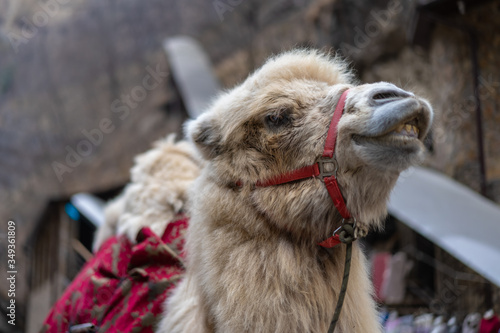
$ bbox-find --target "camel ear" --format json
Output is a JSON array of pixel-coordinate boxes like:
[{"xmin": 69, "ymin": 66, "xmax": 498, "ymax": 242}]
[{"xmin": 186, "ymin": 114, "xmax": 222, "ymax": 160}]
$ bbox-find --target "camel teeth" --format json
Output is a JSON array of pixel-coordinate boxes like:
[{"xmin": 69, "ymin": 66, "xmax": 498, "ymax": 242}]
[{"xmin": 392, "ymin": 123, "xmax": 419, "ymax": 137}]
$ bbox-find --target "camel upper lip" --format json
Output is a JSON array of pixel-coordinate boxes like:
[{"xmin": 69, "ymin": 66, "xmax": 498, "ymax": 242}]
[
  {"xmin": 351, "ymin": 114, "xmax": 430, "ymax": 149},
  {"xmin": 364, "ymin": 103, "xmax": 430, "ymax": 142}
]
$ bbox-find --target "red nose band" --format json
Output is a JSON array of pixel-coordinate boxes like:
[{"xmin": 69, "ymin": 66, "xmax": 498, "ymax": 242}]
[{"xmin": 255, "ymin": 89, "xmax": 352, "ymax": 247}]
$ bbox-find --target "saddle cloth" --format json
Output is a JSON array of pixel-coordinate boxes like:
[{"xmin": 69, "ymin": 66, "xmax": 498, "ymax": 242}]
[{"xmin": 41, "ymin": 217, "xmax": 188, "ymax": 333}]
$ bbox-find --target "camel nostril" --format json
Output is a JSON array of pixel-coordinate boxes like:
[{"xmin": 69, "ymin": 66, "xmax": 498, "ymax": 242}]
[
  {"xmin": 373, "ymin": 92, "xmax": 399, "ymax": 100},
  {"xmin": 372, "ymin": 90, "xmax": 411, "ymax": 103}
]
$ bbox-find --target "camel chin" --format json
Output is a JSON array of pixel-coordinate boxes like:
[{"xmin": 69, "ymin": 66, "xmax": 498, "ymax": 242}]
[{"xmin": 352, "ymin": 132, "xmax": 427, "ymax": 172}]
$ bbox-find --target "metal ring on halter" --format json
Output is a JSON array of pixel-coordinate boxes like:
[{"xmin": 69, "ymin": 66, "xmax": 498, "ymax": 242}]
[
  {"xmin": 333, "ymin": 218, "xmax": 357, "ymax": 237},
  {"xmin": 350, "ymin": 217, "xmax": 357, "ymax": 230},
  {"xmin": 317, "ymin": 156, "xmax": 338, "ymax": 179},
  {"xmin": 343, "ymin": 217, "xmax": 357, "ymax": 227},
  {"xmin": 333, "ymin": 225, "xmax": 343, "ymax": 237}
]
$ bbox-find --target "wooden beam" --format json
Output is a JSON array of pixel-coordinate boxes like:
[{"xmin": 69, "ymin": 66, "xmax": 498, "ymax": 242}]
[{"xmin": 71, "ymin": 239, "xmax": 93, "ymax": 263}]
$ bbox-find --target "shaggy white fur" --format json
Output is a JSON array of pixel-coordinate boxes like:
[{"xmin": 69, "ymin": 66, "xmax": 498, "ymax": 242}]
[{"xmin": 93, "ymin": 134, "xmax": 201, "ymax": 252}]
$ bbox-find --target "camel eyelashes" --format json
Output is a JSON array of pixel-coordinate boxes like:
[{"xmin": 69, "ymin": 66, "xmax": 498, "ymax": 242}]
[
  {"xmin": 267, "ymin": 114, "xmax": 283, "ymax": 123},
  {"xmin": 265, "ymin": 110, "xmax": 291, "ymax": 129}
]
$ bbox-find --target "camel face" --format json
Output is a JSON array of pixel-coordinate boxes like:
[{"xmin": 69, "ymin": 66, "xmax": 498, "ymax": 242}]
[
  {"xmin": 336, "ymin": 82, "xmax": 433, "ymax": 173},
  {"xmin": 189, "ymin": 52, "xmax": 432, "ymax": 185}
]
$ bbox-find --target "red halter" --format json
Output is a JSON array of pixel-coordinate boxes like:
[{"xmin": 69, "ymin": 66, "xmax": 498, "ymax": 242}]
[{"xmin": 255, "ymin": 89, "xmax": 352, "ymax": 248}]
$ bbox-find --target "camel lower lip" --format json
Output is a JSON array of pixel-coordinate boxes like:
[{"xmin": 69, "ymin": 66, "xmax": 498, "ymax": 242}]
[
  {"xmin": 388, "ymin": 131, "xmax": 418, "ymax": 139},
  {"xmin": 353, "ymin": 133, "xmax": 421, "ymax": 146},
  {"xmin": 380, "ymin": 132, "xmax": 420, "ymax": 142}
]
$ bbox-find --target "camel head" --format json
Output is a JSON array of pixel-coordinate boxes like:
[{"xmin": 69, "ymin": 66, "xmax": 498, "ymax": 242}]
[{"xmin": 187, "ymin": 50, "xmax": 433, "ymax": 241}]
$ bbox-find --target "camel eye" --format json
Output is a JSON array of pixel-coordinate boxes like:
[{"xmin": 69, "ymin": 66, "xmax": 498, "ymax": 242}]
[
  {"xmin": 268, "ymin": 114, "xmax": 282, "ymax": 123},
  {"xmin": 265, "ymin": 112, "xmax": 290, "ymax": 129}
]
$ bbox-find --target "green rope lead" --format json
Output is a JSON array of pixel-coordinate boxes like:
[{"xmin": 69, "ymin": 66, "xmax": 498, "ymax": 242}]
[{"xmin": 327, "ymin": 224, "xmax": 355, "ymax": 333}]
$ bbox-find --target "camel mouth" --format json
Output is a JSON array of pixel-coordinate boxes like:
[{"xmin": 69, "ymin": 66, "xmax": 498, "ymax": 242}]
[
  {"xmin": 352, "ymin": 110, "xmax": 430, "ymax": 150},
  {"xmin": 364, "ymin": 101, "xmax": 431, "ymax": 143},
  {"xmin": 386, "ymin": 117, "xmax": 420, "ymax": 140},
  {"xmin": 361, "ymin": 114, "xmax": 425, "ymax": 137}
]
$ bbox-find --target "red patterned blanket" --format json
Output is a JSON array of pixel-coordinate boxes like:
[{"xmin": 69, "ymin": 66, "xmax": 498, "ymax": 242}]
[{"xmin": 41, "ymin": 217, "xmax": 188, "ymax": 333}]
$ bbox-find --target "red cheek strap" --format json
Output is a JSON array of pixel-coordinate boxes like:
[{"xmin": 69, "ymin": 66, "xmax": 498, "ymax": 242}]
[{"xmin": 254, "ymin": 90, "xmax": 353, "ymax": 248}]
